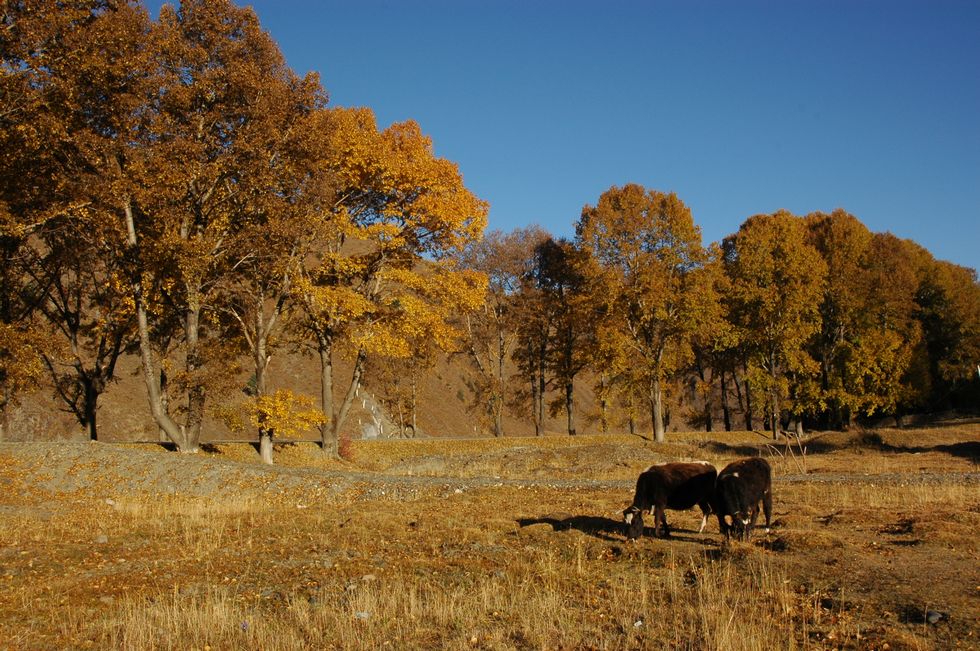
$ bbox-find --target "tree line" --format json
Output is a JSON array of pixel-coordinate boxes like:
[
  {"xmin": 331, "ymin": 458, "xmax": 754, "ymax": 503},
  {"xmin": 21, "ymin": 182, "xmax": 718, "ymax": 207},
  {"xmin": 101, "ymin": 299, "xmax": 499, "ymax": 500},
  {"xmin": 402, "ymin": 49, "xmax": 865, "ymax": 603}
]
[
  {"xmin": 457, "ymin": 189, "xmax": 980, "ymax": 442},
  {"xmin": 2, "ymin": 1, "xmax": 978, "ymax": 457},
  {"xmin": 1, "ymin": 0, "xmax": 487, "ymax": 460}
]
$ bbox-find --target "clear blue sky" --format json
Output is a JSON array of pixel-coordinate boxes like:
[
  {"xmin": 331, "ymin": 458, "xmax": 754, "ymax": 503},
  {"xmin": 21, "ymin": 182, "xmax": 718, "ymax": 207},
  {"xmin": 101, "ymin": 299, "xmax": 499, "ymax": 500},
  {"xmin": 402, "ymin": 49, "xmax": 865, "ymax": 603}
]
[{"xmin": 148, "ymin": 1, "xmax": 980, "ymax": 272}]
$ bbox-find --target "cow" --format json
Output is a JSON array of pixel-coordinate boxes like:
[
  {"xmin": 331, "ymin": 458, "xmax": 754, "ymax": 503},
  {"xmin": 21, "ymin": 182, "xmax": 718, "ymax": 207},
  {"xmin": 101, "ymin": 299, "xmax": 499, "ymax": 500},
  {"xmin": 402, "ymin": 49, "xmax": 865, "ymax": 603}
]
[
  {"xmin": 623, "ymin": 461, "xmax": 717, "ymax": 540},
  {"xmin": 712, "ymin": 457, "xmax": 772, "ymax": 540}
]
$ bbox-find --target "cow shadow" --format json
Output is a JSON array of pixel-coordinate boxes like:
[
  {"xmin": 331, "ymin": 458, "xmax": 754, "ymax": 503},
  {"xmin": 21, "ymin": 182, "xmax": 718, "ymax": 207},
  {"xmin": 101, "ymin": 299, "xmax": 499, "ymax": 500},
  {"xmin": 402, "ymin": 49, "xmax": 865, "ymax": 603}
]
[
  {"xmin": 516, "ymin": 515, "xmax": 719, "ymax": 547},
  {"xmin": 517, "ymin": 515, "xmax": 624, "ymax": 542}
]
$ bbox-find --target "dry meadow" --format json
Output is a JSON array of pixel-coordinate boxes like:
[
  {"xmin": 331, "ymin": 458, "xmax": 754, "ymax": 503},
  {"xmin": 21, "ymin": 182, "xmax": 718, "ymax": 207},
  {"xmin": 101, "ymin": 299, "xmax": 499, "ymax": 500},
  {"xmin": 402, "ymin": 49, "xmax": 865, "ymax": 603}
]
[{"xmin": 0, "ymin": 425, "xmax": 977, "ymax": 650}]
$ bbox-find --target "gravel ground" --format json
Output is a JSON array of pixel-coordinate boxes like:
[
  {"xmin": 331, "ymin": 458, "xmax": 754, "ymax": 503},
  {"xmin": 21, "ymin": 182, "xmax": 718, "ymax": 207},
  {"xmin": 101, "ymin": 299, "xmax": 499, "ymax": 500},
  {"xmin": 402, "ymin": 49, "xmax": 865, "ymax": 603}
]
[{"xmin": 4, "ymin": 441, "xmax": 977, "ymax": 504}]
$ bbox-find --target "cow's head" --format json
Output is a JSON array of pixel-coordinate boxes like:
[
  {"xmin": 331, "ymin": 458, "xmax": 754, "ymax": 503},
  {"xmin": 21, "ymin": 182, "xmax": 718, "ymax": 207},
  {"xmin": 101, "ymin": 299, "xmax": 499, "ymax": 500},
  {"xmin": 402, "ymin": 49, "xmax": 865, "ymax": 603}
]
[
  {"xmin": 623, "ymin": 505, "xmax": 644, "ymax": 540},
  {"xmin": 721, "ymin": 511, "xmax": 751, "ymax": 539}
]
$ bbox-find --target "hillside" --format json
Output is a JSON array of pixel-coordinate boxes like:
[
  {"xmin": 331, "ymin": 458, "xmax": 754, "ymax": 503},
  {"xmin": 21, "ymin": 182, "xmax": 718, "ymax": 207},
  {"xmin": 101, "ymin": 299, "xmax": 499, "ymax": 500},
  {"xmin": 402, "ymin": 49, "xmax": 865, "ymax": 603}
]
[{"xmin": 5, "ymin": 344, "xmax": 602, "ymax": 443}]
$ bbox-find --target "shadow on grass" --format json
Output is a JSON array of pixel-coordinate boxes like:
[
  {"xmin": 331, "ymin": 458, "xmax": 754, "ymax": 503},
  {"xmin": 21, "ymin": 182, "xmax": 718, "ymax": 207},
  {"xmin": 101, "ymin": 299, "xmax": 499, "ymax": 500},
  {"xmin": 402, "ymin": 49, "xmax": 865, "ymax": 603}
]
[
  {"xmin": 701, "ymin": 432, "xmax": 980, "ymax": 464},
  {"xmin": 921, "ymin": 441, "xmax": 980, "ymax": 462},
  {"xmin": 517, "ymin": 515, "xmax": 624, "ymax": 542},
  {"xmin": 698, "ymin": 441, "xmax": 765, "ymax": 457},
  {"xmin": 516, "ymin": 515, "xmax": 718, "ymax": 546},
  {"xmin": 804, "ymin": 434, "xmax": 980, "ymax": 462}
]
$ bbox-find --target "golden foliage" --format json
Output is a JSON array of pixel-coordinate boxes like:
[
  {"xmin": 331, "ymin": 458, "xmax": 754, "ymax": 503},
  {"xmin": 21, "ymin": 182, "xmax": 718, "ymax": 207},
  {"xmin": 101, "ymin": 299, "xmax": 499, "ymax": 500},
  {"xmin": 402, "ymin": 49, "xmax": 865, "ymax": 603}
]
[
  {"xmin": 220, "ymin": 389, "xmax": 326, "ymax": 439},
  {"xmin": 0, "ymin": 323, "xmax": 45, "ymax": 410}
]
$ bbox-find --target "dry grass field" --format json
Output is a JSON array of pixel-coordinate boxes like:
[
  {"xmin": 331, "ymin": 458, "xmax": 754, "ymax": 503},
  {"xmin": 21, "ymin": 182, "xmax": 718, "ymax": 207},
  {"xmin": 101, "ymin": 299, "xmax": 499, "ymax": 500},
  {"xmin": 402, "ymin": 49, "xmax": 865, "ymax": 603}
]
[{"xmin": 0, "ymin": 425, "xmax": 977, "ymax": 650}]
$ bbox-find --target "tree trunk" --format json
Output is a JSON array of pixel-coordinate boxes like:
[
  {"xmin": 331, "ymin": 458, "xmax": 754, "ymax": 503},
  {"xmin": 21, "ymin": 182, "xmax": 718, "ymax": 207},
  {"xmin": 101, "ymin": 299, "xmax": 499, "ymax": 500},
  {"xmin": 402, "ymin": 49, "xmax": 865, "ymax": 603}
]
[
  {"xmin": 158, "ymin": 369, "xmax": 170, "ymax": 443},
  {"xmin": 259, "ymin": 433, "xmax": 274, "ymax": 464},
  {"xmin": 318, "ymin": 335, "xmax": 365, "ymax": 457},
  {"xmin": 317, "ymin": 334, "xmax": 336, "ymax": 456},
  {"xmin": 769, "ymin": 351, "xmax": 779, "ymax": 439},
  {"xmin": 651, "ymin": 377, "xmax": 665, "ymax": 443},
  {"xmin": 565, "ymin": 380, "xmax": 575, "ymax": 436},
  {"xmin": 255, "ymin": 317, "xmax": 274, "ymax": 465},
  {"xmin": 83, "ymin": 377, "xmax": 99, "ymax": 442},
  {"xmin": 530, "ymin": 367, "xmax": 541, "ymax": 436},
  {"xmin": 698, "ymin": 365, "xmax": 713, "ymax": 433},
  {"xmin": 0, "ymin": 396, "xmax": 8, "ymax": 442},
  {"xmin": 183, "ymin": 302, "xmax": 205, "ymax": 450},
  {"xmin": 720, "ymin": 369, "xmax": 732, "ymax": 432},
  {"xmin": 333, "ymin": 348, "xmax": 365, "ymax": 443},
  {"xmin": 495, "ymin": 328, "xmax": 505, "ymax": 438},
  {"xmin": 795, "ymin": 417, "xmax": 804, "ymax": 438},
  {"xmin": 493, "ymin": 397, "xmax": 503, "ymax": 438},
  {"xmin": 410, "ymin": 374, "xmax": 418, "ymax": 437},
  {"xmin": 598, "ymin": 374, "xmax": 609, "ymax": 434},
  {"xmin": 742, "ymin": 373, "xmax": 754, "ymax": 431},
  {"xmin": 123, "ymin": 194, "xmax": 193, "ymax": 452},
  {"xmin": 535, "ymin": 342, "xmax": 546, "ymax": 436},
  {"xmin": 135, "ymin": 297, "xmax": 190, "ymax": 450}
]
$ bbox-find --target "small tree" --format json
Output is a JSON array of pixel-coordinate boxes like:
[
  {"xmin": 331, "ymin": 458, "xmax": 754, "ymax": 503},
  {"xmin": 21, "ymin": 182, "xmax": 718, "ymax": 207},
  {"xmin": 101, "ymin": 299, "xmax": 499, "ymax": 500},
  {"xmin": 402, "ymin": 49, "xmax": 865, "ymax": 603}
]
[
  {"xmin": 456, "ymin": 227, "xmax": 549, "ymax": 437},
  {"xmin": 220, "ymin": 390, "xmax": 325, "ymax": 465},
  {"xmin": 530, "ymin": 238, "xmax": 604, "ymax": 436}
]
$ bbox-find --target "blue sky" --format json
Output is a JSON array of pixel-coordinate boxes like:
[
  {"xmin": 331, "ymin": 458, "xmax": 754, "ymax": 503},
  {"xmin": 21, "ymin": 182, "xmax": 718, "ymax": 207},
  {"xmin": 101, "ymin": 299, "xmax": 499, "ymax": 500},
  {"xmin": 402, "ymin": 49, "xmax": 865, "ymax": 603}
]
[{"xmin": 149, "ymin": 1, "xmax": 980, "ymax": 272}]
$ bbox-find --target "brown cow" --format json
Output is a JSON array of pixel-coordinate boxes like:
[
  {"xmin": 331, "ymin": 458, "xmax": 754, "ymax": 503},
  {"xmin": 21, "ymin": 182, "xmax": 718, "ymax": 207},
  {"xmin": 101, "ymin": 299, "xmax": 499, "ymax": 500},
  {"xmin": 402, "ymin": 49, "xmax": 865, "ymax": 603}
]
[
  {"xmin": 623, "ymin": 461, "xmax": 717, "ymax": 540},
  {"xmin": 712, "ymin": 457, "xmax": 772, "ymax": 540}
]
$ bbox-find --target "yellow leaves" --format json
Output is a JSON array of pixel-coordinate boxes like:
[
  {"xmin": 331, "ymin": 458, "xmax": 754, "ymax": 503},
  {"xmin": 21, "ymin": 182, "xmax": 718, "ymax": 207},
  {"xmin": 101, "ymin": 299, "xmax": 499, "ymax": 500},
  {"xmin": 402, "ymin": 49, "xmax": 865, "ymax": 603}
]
[
  {"xmin": 299, "ymin": 106, "xmax": 487, "ymax": 372},
  {"xmin": 355, "ymin": 327, "xmax": 412, "ymax": 359},
  {"xmin": 295, "ymin": 275, "xmax": 375, "ymax": 325},
  {"xmin": 0, "ymin": 323, "xmax": 45, "ymax": 406},
  {"xmin": 219, "ymin": 390, "xmax": 325, "ymax": 439},
  {"xmin": 322, "ymin": 106, "xmax": 487, "ymax": 252}
]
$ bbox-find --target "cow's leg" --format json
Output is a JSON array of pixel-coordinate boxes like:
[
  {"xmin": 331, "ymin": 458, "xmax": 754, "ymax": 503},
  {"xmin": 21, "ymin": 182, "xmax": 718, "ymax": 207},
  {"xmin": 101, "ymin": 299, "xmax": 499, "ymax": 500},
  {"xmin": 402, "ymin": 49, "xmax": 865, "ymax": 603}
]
[
  {"xmin": 762, "ymin": 490, "xmax": 773, "ymax": 533},
  {"xmin": 654, "ymin": 504, "xmax": 667, "ymax": 538},
  {"xmin": 716, "ymin": 512, "xmax": 730, "ymax": 537},
  {"xmin": 745, "ymin": 504, "xmax": 761, "ymax": 539},
  {"xmin": 697, "ymin": 501, "xmax": 711, "ymax": 533}
]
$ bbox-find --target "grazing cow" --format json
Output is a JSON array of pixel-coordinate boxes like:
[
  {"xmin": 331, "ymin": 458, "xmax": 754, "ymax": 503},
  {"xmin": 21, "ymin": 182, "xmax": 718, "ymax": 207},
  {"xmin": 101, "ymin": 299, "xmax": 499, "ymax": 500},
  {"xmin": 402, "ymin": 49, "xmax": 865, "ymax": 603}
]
[
  {"xmin": 712, "ymin": 457, "xmax": 772, "ymax": 540},
  {"xmin": 623, "ymin": 461, "xmax": 717, "ymax": 540}
]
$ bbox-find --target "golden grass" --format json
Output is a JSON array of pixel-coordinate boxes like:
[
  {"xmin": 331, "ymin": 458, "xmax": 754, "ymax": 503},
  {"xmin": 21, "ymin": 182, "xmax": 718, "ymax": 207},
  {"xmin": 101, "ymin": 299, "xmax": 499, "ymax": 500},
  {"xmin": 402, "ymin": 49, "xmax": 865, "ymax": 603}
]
[
  {"xmin": 1, "ymin": 424, "xmax": 976, "ymax": 649},
  {"xmin": 89, "ymin": 545, "xmax": 813, "ymax": 651}
]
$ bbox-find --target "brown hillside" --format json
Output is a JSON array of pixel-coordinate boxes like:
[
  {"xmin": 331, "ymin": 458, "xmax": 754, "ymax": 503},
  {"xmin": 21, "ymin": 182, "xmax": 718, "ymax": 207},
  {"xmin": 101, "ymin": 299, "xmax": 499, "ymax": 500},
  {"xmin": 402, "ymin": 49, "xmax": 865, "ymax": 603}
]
[{"xmin": 6, "ymin": 345, "xmax": 603, "ymax": 442}]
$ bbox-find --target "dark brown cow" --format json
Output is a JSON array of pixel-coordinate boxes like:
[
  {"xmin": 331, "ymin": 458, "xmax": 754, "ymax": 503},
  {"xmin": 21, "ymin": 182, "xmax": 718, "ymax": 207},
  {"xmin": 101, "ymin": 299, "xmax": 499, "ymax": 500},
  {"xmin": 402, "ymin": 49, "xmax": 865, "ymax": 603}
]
[
  {"xmin": 623, "ymin": 461, "xmax": 717, "ymax": 540},
  {"xmin": 712, "ymin": 457, "xmax": 772, "ymax": 540}
]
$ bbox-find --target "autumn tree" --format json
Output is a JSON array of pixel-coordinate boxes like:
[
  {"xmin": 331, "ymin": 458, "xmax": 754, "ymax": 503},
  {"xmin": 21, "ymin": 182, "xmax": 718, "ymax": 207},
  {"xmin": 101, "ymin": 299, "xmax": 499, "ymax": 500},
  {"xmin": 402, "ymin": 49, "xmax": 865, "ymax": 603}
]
[
  {"xmin": 913, "ymin": 254, "xmax": 980, "ymax": 411},
  {"xmin": 2, "ymin": 0, "xmax": 300, "ymax": 451},
  {"xmin": 527, "ymin": 237, "xmax": 603, "ymax": 436},
  {"xmin": 804, "ymin": 211, "xmax": 924, "ymax": 427},
  {"xmin": 685, "ymin": 247, "xmax": 729, "ymax": 432},
  {"xmin": 365, "ymin": 333, "xmax": 437, "ymax": 438},
  {"xmin": 723, "ymin": 210, "xmax": 826, "ymax": 437},
  {"xmin": 577, "ymin": 184, "xmax": 714, "ymax": 442},
  {"xmin": 510, "ymin": 237, "xmax": 558, "ymax": 437},
  {"xmin": 219, "ymin": 389, "xmax": 325, "ymax": 451},
  {"xmin": 216, "ymin": 83, "xmax": 328, "ymax": 464},
  {"xmin": 24, "ymin": 229, "xmax": 134, "ymax": 441},
  {"xmin": 298, "ymin": 107, "xmax": 487, "ymax": 456},
  {"xmin": 97, "ymin": 0, "xmax": 333, "ymax": 453},
  {"xmin": 856, "ymin": 233, "xmax": 927, "ymax": 416},
  {"xmin": 0, "ymin": 1, "xmax": 50, "ymax": 433},
  {"xmin": 0, "ymin": 0, "xmax": 154, "ymax": 439},
  {"xmin": 455, "ymin": 226, "xmax": 549, "ymax": 437}
]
